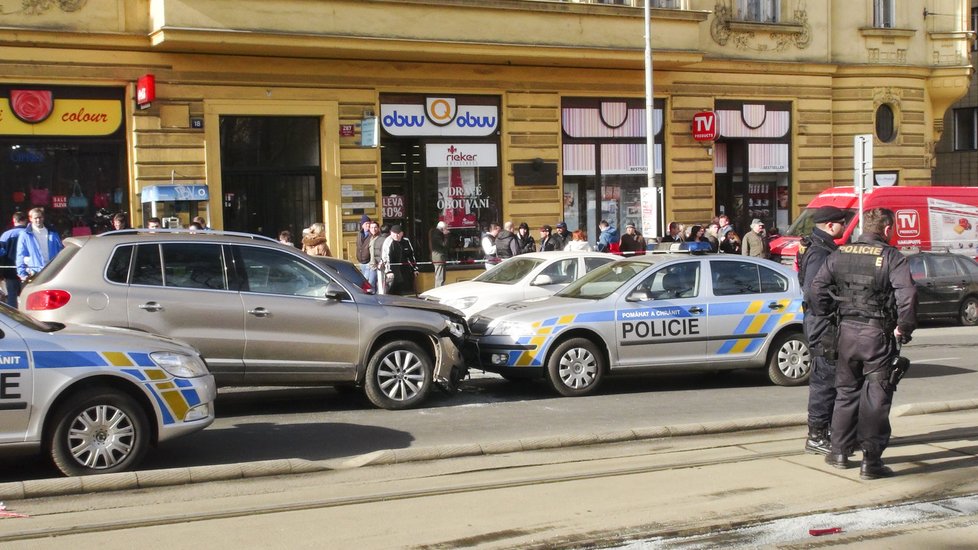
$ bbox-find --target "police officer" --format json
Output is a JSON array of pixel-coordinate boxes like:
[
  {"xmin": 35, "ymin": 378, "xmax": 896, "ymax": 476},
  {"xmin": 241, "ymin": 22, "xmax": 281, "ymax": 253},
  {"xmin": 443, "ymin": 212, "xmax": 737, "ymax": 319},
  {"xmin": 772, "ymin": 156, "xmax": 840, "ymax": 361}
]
[
  {"xmin": 810, "ymin": 208, "xmax": 916, "ymax": 480},
  {"xmin": 799, "ymin": 206, "xmax": 847, "ymax": 455}
]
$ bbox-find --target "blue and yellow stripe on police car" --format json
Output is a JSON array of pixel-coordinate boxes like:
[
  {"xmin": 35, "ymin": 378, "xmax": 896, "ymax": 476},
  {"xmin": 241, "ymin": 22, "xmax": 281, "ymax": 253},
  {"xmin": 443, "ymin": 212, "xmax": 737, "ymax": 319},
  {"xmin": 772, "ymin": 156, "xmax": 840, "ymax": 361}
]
[
  {"xmin": 32, "ymin": 350, "xmax": 201, "ymax": 425},
  {"xmin": 713, "ymin": 298, "xmax": 803, "ymax": 355},
  {"xmin": 509, "ymin": 310, "xmax": 616, "ymax": 367}
]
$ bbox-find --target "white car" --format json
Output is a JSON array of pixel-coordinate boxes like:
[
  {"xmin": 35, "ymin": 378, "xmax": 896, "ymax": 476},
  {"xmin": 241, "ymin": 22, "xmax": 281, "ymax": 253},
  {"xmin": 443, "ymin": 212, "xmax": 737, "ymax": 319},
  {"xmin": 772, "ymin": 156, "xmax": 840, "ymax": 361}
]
[{"xmin": 420, "ymin": 251, "xmax": 619, "ymax": 318}]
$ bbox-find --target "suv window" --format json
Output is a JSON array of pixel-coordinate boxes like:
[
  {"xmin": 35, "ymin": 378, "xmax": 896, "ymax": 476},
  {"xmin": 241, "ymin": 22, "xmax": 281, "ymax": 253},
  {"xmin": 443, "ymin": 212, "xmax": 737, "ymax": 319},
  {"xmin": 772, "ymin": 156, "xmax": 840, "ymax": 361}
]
[
  {"xmin": 132, "ymin": 244, "xmax": 163, "ymax": 286},
  {"xmin": 161, "ymin": 243, "xmax": 228, "ymax": 290},
  {"xmin": 928, "ymin": 255, "xmax": 961, "ymax": 277},
  {"xmin": 238, "ymin": 246, "xmax": 333, "ymax": 297},
  {"xmin": 711, "ymin": 260, "xmax": 787, "ymax": 295},
  {"xmin": 106, "ymin": 245, "xmax": 133, "ymax": 284},
  {"xmin": 957, "ymin": 256, "xmax": 978, "ymax": 276}
]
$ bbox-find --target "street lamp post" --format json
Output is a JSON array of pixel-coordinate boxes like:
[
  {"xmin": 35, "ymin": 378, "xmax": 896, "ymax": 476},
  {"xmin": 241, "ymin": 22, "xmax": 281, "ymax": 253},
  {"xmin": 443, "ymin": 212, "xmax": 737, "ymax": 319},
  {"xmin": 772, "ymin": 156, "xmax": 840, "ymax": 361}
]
[{"xmin": 644, "ymin": 0, "xmax": 661, "ymax": 239}]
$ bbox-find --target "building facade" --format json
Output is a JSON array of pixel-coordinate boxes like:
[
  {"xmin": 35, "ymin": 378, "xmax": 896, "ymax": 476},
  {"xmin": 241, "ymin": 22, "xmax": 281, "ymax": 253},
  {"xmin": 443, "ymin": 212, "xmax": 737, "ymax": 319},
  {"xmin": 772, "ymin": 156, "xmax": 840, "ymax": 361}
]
[
  {"xmin": 0, "ymin": 0, "xmax": 973, "ymax": 287},
  {"xmin": 933, "ymin": 0, "xmax": 978, "ymax": 185}
]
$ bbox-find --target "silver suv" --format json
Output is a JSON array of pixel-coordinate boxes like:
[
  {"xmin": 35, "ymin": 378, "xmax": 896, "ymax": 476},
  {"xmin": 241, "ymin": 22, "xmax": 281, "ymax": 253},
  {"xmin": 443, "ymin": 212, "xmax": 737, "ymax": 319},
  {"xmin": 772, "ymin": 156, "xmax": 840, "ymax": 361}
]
[{"xmin": 21, "ymin": 230, "xmax": 467, "ymax": 410}]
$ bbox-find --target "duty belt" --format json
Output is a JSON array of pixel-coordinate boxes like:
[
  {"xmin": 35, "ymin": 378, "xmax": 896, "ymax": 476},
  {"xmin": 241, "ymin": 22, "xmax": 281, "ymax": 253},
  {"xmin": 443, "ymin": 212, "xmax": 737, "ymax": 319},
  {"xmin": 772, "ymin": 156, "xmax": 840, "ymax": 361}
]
[{"xmin": 841, "ymin": 316, "xmax": 884, "ymax": 326}]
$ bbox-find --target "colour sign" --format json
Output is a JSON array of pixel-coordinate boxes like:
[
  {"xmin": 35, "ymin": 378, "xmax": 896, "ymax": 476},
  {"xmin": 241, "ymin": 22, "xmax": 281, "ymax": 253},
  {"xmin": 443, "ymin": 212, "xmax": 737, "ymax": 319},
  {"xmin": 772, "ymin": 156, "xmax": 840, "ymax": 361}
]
[{"xmin": 0, "ymin": 98, "xmax": 122, "ymax": 136}]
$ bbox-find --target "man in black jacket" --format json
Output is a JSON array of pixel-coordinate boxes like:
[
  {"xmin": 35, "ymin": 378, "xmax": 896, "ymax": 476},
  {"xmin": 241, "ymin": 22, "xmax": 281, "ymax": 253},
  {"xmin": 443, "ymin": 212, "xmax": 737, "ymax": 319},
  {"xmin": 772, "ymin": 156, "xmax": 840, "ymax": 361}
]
[
  {"xmin": 495, "ymin": 221, "xmax": 519, "ymax": 261},
  {"xmin": 811, "ymin": 208, "xmax": 917, "ymax": 480},
  {"xmin": 798, "ymin": 206, "xmax": 846, "ymax": 455}
]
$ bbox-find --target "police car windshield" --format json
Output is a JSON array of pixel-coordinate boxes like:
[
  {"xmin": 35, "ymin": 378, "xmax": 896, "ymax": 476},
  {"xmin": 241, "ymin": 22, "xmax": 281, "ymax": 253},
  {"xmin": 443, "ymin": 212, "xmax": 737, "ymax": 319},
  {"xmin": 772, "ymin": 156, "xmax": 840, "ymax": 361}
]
[
  {"xmin": 475, "ymin": 257, "xmax": 544, "ymax": 284},
  {"xmin": 557, "ymin": 261, "xmax": 650, "ymax": 300},
  {"xmin": 0, "ymin": 304, "xmax": 61, "ymax": 332}
]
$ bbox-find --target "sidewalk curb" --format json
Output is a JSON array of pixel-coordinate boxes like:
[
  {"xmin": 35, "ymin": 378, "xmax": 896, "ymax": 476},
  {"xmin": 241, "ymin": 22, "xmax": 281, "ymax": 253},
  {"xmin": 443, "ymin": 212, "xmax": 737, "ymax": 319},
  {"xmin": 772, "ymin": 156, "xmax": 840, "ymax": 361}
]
[{"xmin": 3, "ymin": 399, "xmax": 976, "ymax": 500}]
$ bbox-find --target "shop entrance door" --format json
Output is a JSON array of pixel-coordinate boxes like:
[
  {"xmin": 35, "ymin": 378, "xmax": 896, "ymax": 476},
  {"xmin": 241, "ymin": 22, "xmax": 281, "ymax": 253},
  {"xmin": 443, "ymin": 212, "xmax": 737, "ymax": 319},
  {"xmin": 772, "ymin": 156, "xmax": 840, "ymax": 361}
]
[{"xmin": 219, "ymin": 116, "xmax": 322, "ymax": 243}]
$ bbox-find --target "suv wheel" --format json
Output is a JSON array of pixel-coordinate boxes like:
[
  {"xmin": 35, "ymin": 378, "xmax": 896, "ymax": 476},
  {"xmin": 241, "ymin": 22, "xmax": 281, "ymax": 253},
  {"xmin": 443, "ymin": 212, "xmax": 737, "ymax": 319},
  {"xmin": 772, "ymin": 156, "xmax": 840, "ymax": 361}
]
[
  {"xmin": 48, "ymin": 388, "xmax": 150, "ymax": 476},
  {"xmin": 546, "ymin": 338, "xmax": 604, "ymax": 397},
  {"xmin": 960, "ymin": 296, "xmax": 978, "ymax": 326},
  {"xmin": 767, "ymin": 332, "xmax": 811, "ymax": 386},
  {"xmin": 365, "ymin": 340, "xmax": 433, "ymax": 410}
]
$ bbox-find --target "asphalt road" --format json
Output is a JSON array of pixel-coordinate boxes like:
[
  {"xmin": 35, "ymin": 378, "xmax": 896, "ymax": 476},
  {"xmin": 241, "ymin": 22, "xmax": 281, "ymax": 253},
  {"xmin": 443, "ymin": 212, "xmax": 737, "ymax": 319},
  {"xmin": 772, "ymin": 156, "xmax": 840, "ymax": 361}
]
[{"xmin": 2, "ymin": 324, "xmax": 975, "ymax": 481}]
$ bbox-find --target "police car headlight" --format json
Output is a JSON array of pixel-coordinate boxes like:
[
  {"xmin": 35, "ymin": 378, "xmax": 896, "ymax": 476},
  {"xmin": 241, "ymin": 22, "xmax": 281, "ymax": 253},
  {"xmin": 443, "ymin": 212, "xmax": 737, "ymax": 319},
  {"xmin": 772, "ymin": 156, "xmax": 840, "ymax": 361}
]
[
  {"xmin": 489, "ymin": 320, "xmax": 535, "ymax": 337},
  {"xmin": 445, "ymin": 296, "xmax": 479, "ymax": 311},
  {"xmin": 151, "ymin": 352, "xmax": 209, "ymax": 378}
]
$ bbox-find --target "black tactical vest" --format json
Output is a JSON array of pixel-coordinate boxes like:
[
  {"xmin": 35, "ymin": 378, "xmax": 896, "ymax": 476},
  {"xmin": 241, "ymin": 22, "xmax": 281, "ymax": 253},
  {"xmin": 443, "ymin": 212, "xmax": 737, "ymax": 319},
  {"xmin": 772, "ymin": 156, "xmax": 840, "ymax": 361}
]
[
  {"xmin": 834, "ymin": 243, "xmax": 887, "ymax": 319},
  {"xmin": 495, "ymin": 231, "xmax": 515, "ymax": 259}
]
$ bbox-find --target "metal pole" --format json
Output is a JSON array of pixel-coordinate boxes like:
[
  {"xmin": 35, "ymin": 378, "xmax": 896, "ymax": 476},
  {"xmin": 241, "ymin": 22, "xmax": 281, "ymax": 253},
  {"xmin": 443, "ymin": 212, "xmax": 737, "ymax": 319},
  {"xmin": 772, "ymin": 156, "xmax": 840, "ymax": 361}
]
[{"xmin": 644, "ymin": 0, "xmax": 660, "ymax": 239}]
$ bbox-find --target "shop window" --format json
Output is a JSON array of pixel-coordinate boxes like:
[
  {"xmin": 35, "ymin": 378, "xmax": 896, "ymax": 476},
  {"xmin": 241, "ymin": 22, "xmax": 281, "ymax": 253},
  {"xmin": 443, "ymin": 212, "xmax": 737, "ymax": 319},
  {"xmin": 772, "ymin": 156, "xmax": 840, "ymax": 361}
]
[
  {"xmin": 875, "ymin": 104, "xmax": 896, "ymax": 143},
  {"xmin": 737, "ymin": 0, "xmax": 779, "ymax": 22},
  {"xmin": 873, "ymin": 0, "xmax": 895, "ymax": 28},
  {"xmin": 954, "ymin": 108, "xmax": 978, "ymax": 151}
]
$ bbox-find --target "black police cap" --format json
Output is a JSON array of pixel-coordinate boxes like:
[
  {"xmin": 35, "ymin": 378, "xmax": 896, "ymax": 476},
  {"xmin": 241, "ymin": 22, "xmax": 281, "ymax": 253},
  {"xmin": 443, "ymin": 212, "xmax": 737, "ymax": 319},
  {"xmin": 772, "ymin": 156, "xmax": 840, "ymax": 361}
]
[{"xmin": 812, "ymin": 206, "xmax": 846, "ymax": 224}]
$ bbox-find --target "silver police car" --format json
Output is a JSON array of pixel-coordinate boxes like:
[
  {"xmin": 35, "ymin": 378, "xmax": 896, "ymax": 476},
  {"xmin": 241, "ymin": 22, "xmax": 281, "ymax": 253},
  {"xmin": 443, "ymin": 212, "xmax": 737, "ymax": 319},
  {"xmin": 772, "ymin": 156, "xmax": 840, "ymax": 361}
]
[
  {"xmin": 0, "ymin": 305, "xmax": 215, "ymax": 476},
  {"xmin": 465, "ymin": 254, "xmax": 810, "ymax": 396}
]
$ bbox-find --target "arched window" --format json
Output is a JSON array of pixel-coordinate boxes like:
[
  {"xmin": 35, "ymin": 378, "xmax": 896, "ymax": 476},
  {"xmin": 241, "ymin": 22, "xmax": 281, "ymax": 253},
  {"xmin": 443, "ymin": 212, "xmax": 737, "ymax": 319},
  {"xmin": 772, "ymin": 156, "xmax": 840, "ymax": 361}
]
[{"xmin": 875, "ymin": 104, "xmax": 896, "ymax": 143}]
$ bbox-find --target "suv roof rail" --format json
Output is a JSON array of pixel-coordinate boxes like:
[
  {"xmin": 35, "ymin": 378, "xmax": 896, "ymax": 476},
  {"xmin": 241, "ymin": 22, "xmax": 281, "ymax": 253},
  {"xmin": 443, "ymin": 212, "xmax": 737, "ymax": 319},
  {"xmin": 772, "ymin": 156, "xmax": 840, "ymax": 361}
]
[{"xmin": 99, "ymin": 228, "xmax": 279, "ymax": 243}]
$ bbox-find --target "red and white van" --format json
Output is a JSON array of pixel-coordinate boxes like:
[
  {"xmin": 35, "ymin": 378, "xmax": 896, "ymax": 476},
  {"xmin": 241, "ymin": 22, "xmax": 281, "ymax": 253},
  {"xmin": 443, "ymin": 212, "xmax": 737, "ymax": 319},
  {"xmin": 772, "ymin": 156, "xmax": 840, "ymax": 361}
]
[{"xmin": 770, "ymin": 186, "xmax": 978, "ymax": 266}]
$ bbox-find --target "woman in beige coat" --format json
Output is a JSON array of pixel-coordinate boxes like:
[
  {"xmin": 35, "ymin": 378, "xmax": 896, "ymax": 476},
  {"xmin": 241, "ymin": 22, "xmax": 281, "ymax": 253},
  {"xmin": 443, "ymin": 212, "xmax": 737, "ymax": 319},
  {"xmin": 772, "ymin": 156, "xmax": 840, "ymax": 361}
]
[{"xmin": 301, "ymin": 222, "xmax": 332, "ymax": 257}]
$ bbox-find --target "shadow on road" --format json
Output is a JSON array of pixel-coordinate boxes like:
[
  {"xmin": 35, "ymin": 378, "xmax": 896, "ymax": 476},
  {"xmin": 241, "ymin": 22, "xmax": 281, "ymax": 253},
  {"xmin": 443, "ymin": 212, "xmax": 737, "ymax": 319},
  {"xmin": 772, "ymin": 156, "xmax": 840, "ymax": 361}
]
[{"xmin": 902, "ymin": 363, "xmax": 973, "ymax": 379}]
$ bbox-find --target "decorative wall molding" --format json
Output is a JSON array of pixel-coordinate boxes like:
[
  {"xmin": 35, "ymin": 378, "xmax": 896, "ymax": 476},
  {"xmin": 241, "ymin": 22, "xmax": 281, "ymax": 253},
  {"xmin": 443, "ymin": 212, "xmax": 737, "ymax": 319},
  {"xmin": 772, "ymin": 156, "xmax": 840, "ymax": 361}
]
[
  {"xmin": 710, "ymin": 1, "xmax": 811, "ymax": 52},
  {"xmin": 3, "ymin": 0, "xmax": 87, "ymax": 15}
]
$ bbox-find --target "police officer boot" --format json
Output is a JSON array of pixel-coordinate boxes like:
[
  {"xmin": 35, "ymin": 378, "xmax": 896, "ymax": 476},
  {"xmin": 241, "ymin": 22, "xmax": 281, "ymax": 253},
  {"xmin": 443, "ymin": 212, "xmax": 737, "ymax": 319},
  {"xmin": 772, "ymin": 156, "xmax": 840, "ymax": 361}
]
[
  {"xmin": 860, "ymin": 452, "xmax": 894, "ymax": 480},
  {"xmin": 804, "ymin": 425, "xmax": 831, "ymax": 455},
  {"xmin": 824, "ymin": 451, "xmax": 851, "ymax": 469}
]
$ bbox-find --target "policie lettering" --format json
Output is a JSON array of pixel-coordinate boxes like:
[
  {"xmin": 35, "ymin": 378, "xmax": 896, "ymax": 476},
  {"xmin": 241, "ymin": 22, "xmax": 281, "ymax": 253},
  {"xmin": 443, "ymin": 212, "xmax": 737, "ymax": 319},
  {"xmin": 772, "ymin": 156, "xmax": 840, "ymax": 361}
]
[
  {"xmin": 621, "ymin": 318, "xmax": 700, "ymax": 340},
  {"xmin": 0, "ymin": 372, "xmax": 21, "ymax": 399}
]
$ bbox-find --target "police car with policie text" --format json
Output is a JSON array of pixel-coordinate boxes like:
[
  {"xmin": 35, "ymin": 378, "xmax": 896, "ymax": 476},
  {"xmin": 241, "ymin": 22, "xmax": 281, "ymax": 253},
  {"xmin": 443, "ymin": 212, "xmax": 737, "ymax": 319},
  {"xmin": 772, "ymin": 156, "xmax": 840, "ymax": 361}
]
[
  {"xmin": 0, "ymin": 305, "xmax": 215, "ymax": 476},
  {"xmin": 465, "ymin": 253, "xmax": 810, "ymax": 396}
]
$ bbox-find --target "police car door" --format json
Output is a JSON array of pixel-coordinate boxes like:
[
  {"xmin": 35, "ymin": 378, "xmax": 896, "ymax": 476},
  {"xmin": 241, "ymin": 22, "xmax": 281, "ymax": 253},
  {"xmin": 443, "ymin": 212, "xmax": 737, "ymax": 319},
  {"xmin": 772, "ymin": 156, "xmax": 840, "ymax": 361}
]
[
  {"xmin": 614, "ymin": 260, "xmax": 707, "ymax": 367},
  {"xmin": 706, "ymin": 258, "xmax": 797, "ymax": 363},
  {"xmin": 0, "ymin": 312, "xmax": 32, "ymax": 442}
]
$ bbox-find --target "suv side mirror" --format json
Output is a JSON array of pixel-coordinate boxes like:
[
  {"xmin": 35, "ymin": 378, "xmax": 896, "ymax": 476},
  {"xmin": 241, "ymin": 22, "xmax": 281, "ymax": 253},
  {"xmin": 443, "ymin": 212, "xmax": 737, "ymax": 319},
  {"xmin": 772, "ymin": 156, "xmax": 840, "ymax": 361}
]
[{"xmin": 324, "ymin": 282, "xmax": 350, "ymax": 301}]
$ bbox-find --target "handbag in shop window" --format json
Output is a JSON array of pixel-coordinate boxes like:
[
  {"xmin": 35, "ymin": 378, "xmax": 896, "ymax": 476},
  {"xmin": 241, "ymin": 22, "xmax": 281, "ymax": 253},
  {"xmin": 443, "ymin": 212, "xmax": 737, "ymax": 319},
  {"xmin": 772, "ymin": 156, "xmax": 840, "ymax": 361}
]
[
  {"xmin": 67, "ymin": 180, "xmax": 89, "ymax": 216},
  {"xmin": 30, "ymin": 181, "xmax": 50, "ymax": 207}
]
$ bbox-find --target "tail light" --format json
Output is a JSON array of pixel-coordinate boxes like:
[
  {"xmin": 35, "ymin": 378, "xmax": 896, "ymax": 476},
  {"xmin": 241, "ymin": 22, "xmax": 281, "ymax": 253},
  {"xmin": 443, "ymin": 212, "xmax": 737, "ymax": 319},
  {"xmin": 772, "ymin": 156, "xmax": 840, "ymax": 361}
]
[
  {"xmin": 361, "ymin": 281, "xmax": 374, "ymax": 294},
  {"xmin": 26, "ymin": 290, "xmax": 71, "ymax": 310}
]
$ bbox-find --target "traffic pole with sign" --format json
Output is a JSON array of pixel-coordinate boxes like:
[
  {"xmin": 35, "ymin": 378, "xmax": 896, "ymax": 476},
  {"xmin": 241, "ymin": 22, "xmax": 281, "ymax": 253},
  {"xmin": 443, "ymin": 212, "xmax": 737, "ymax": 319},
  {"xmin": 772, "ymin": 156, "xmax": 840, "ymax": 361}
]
[{"xmin": 853, "ymin": 134, "xmax": 873, "ymax": 238}]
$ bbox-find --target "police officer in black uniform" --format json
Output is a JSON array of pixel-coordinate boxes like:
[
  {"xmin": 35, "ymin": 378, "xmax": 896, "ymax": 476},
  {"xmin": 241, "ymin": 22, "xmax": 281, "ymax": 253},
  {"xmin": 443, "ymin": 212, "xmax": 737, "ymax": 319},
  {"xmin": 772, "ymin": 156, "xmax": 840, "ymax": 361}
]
[
  {"xmin": 810, "ymin": 208, "xmax": 916, "ymax": 479},
  {"xmin": 799, "ymin": 206, "xmax": 847, "ymax": 455}
]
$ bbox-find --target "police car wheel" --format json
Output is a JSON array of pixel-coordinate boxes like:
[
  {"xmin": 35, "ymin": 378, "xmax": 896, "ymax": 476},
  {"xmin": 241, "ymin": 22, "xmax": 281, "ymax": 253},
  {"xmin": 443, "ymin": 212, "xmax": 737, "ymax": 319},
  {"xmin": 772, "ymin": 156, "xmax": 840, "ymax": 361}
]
[
  {"xmin": 365, "ymin": 340, "xmax": 433, "ymax": 410},
  {"xmin": 546, "ymin": 338, "xmax": 604, "ymax": 397},
  {"xmin": 767, "ymin": 332, "xmax": 811, "ymax": 386},
  {"xmin": 960, "ymin": 297, "xmax": 978, "ymax": 326},
  {"xmin": 49, "ymin": 389, "xmax": 150, "ymax": 476}
]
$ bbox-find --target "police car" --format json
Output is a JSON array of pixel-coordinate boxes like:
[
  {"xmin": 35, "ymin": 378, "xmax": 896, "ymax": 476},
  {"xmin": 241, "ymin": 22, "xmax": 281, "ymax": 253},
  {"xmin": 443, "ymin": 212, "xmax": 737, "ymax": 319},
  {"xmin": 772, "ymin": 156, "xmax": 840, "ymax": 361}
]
[
  {"xmin": 465, "ymin": 254, "xmax": 810, "ymax": 396},
  {"xmin": 0, "ymin": 305, "xmax": 215, "ymax": 476}
]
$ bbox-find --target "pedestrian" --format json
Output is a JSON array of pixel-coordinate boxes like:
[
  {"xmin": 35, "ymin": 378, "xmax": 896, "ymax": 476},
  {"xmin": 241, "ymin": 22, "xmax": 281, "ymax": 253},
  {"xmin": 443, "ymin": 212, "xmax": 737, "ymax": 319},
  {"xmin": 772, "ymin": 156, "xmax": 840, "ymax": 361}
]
[
  {"xmin": 192, "ymin": 216, "xmax": 209, "ymax": 230},
  {"xmin": 356, "ymin": 215, "xmax": 373, "ymax": 279},
  {"xmin": 704, "ymin": 222, "xmax": 721, "ymax": 252},
  {"xmin": 495, "ymin": 221, "xmax": 519, "ymax": 261},
  {"xmin": 16, "ymin": 207, "xmax": 63, "ymax": 282},
  {"xmin": 618, "ymin": 222, "xmax": 647, "ymax": 256},
  {"xmin": 798, "ymin": 206, "xmax": 847, "ymax": 456},
  {"xmin": 811, "ymin": 208, "xmax": 917, "ymax": 479},
  {"xmin": 278, "ymin": 230, "xmax": 294, "ymax": 246},
  {"xmin": 482, "ymin": 223, "xmax": 501, "ymax": 270},
  {"xmin": 538, "ymin": 225, "xmax": 561, "ymax": 251},
  {"xmin": 717, "ymin": 214, "xmax": 734, "ymax": 239},
  {"xmin": 516, "ymin": 222, "xmax": 536, "ymax": 254},
  {"xmin": 382, "ymin": 225, "xmax": 418, "ymax": 295},
  {"xmin": 596, "ymin": 220, "xmax": 619, "ymax": 252},
  {"xmin": 369, "ymin": 222, "xmax": 386, "ymax": 293},
  {"xmin": 0, "ymin": 212, "xmax": 28, "ymax": 307},
  {"xmin": 687, "ymin": 225, "xmax": 706, "ymax": 244},
  {"xmin": 111, "ymin": 212, "xmax": 128, "ymax": 231},
  {"xmin": 146, "ymin": 217, "xmax": 162, "ymax": 230},
  {"xmin": 301, "ymin": 222, "xmax": 332, "ymax": 257},
  {"xmin": 553, "ymin": 222, "xmax": 569, "ymax": 250},
  {"xmin": 429, "ymin": 220, "xmax": 450, "ymax": 287},
  {"xmin": 661, "ymin": 221, "xmax": 685, "ymax": 243},
  {"xmin": 720, "ymin": 230, "xmax": 741, "ymax": 254},
  {"xmin": 565, "ymin": 229, "xmax": 592, "ymax": 252},
  {"xmin": 741, "ymin": 219, "xmax": 770, "ymax": 259}
]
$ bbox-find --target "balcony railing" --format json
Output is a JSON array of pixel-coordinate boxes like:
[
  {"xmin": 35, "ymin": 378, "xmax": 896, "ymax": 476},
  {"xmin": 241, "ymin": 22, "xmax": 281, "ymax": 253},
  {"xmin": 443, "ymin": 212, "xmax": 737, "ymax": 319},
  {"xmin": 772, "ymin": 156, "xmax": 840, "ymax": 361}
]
[{"xmin": 525, "ymin": 1, "xmax": 686, "ymax": 8}]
